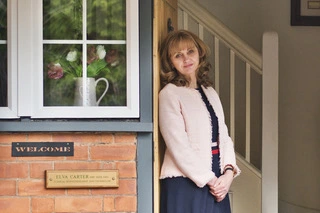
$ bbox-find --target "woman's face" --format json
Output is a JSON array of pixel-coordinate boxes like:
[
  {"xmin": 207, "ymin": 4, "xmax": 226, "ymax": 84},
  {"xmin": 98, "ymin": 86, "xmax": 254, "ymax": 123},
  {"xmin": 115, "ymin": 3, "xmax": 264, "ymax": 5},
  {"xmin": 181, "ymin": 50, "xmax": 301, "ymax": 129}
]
[{"xmin": 170, "ymin": 43, "xmax": 199, "ymax": 80}]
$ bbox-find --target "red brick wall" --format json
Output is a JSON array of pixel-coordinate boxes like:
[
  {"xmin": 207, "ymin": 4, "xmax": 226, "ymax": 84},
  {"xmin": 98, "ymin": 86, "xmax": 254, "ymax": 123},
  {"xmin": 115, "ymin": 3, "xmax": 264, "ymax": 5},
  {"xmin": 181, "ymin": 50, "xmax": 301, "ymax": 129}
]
[{"xmin": 0, "ymin": 132, "xmax": 137, "ymax": 213}]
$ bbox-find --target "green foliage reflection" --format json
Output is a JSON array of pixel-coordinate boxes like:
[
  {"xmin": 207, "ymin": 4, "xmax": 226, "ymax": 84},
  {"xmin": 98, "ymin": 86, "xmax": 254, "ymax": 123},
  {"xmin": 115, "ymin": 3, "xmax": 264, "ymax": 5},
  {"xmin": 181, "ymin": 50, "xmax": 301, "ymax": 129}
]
[
  {"xmin": 0, "ymin": 0, "xmax": 7, "ymax": 106},
  {"xmin": 87, "ymin": 0, "xmax": 126, "ymax": 40},
  {"xmin": 43, "ymin": 0, "xmax": 127, "ymax": 107},
  {"xmin": 43, "ymin": 0, "xmax": 83, "ymax": 40},
  {"xmin": 43, "ymin": 44, "xmax": 127, "ymax": 107},
  {"xmin": 0, "ymin": 0, "xmax": 7, "ymax": 40}
]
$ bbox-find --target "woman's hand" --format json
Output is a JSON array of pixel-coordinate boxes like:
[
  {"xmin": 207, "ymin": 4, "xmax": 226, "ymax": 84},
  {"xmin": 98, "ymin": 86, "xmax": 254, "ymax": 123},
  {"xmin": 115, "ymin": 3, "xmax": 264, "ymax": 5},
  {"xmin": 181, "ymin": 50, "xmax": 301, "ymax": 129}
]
[
  {"xmin": 206, "ymin": 176, "xmax": 218, "ymax": 189},
  {"xmin": 208, "ymin": 170, "xmax": 234, "ymax": 202}
]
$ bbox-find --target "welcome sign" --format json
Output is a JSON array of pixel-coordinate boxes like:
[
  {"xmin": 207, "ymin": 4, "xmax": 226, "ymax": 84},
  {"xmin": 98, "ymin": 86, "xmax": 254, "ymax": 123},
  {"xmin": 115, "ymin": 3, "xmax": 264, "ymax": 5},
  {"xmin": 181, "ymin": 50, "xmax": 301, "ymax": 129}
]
[{"xmin": 12, "ymin": 142, "xmax": 74, "ymax": 157}]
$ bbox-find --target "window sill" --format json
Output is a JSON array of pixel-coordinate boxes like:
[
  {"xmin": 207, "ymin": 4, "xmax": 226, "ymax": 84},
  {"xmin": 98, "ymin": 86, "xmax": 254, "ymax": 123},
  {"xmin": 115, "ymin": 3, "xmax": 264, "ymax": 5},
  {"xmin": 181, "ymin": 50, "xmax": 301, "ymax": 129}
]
[{"xmin": 0, "ymin": 119, "xmax": 153, "ymax": 132}]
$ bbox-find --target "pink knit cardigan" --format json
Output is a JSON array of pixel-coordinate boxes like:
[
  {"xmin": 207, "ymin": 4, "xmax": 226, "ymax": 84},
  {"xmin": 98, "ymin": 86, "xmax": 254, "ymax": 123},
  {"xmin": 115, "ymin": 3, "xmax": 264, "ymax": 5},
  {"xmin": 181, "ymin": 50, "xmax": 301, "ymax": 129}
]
[{"xmin": 159, "ymin": 83, "xmax": 240, "ymax": 188}]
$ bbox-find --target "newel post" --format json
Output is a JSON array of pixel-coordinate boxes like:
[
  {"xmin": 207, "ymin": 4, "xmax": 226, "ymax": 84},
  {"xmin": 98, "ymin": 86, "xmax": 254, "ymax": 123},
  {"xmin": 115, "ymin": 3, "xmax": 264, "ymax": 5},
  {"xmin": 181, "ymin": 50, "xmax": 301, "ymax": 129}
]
[{"xmin": 262, "ymin": 32, "xmax": 279, "ymax": 213}]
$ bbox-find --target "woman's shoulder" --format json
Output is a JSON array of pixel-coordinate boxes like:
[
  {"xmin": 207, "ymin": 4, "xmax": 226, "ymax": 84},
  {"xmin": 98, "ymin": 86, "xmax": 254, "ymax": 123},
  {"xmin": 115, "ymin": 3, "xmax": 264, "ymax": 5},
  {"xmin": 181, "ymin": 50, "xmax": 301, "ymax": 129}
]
[
  {"xmin": 161, "ymin": 83, "xmax": 177, "ymax": 90},
  {"xmin": 159, "ymin": 83, "xmax": 180, "ymax": 95},
  {"xmin": 159, "ymin": 84, "xmax": 193, "ymax": 102},
  {"xmin": 201, "ymin": 85, "xmax": 218, "ymax": 96},
  {"xmin": 162, "ymin": 83, "xmax": 198, "ymax": 96},
  {"xmin": 159, "ymin": 84, "xmax": 177, "ymax": 100}
]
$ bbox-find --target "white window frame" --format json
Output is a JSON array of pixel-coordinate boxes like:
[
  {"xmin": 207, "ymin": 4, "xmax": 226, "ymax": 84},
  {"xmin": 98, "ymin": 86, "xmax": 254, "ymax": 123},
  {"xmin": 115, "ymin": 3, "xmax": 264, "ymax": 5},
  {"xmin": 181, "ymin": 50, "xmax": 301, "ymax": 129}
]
[
  {"xmin": 2, "ymin": 0, "xmax": 139, "ymax": 119},
  {"xmin": 0, "ymin": 0, "xmax": 18, "ymax": 118}
]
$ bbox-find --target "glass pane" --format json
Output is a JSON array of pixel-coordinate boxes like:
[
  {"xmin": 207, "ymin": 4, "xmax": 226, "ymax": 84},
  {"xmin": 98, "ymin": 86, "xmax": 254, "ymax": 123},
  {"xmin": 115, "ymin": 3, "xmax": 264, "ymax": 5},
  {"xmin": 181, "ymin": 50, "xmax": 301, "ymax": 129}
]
[
  {"xmin": 0, "ymin": 0, "xmax": 7, "ymax": 107},
  {"xmin": 87, "ymin": 44, "xmax": 126, "ymax": 106},
  {"xmin": 43, "ymin": 0, "xmax": 127, "ymax": 107},
  {"xmin": 43, "ymin": 44, "xmax": 82, "ymax": 106},
  {"xmin": 43, "ymin": 0, "xmax": 82, "ymax": 40},
  {"xmin": 87, "ymin": 0, "xmax": 126, "ymax": 40}
]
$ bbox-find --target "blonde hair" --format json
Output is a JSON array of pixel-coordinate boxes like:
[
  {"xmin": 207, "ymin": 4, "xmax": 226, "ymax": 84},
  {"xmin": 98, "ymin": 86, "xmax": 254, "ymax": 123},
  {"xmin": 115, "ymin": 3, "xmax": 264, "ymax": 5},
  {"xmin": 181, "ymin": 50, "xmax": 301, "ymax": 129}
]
[{"xmin": 159, "ymin": 30, "xmax": 212, "ymax": 88}]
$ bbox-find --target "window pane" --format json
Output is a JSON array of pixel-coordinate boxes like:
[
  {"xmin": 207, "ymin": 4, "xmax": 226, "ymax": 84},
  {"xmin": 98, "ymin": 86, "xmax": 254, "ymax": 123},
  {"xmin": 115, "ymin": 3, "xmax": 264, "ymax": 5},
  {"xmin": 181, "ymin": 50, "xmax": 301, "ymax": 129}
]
[
  {"xmin": 87, "ymin": 44, "xmax": 127, "ymax": 106},
  {"xmin": 43, "ymin": 44, "xmax": 82, "ymax": 106},
  {"xmin": 0, "ymin": 0, "xmax": 7, "ymax": 107},
  {"xmin": 43, "ymin": 0, "xmax": 127, "ymax": 107},
  {"xmin": 43, "ymin": 0, "xmax": 82, "ymax": 40},
  {"xmin": 87, "ymin": 0, "xmax": 126, "ymax": 40}
]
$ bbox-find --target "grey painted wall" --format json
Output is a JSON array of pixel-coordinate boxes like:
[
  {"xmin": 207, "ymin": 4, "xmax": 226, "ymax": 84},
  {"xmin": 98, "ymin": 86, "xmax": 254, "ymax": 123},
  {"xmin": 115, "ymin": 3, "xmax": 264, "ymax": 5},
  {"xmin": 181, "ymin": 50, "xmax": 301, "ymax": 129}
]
[{"xmin": 196, "ymin": 0, "xmax": 320, "ymax": 212}]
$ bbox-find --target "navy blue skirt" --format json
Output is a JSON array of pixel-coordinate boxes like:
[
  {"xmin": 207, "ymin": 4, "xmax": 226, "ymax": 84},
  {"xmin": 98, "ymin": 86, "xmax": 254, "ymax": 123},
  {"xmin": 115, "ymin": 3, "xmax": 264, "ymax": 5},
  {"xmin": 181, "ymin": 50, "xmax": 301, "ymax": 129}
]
[{"xmin": 160, "ymin": 153, "xmax": 231, "ymax": 213}]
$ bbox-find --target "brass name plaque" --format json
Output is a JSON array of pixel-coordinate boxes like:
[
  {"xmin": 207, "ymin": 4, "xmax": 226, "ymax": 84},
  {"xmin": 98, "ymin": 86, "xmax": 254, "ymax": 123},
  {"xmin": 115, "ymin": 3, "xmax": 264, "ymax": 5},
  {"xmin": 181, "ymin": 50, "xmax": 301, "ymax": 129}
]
[{"xmin": 46, "ymin": 170, "xmax": 119, "ymax": 188}]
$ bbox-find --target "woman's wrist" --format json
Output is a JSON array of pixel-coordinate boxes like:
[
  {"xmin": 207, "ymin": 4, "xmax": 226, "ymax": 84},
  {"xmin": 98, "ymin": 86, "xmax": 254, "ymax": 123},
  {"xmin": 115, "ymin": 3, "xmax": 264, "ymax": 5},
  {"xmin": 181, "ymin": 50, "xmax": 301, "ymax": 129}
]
[
  {"xmin": 224, "ymin": 167, "xmax": 234, "ymax": 173},
  {"xmin": 223, "ymin": 164, "xmax": 235, "ymax": 176}
]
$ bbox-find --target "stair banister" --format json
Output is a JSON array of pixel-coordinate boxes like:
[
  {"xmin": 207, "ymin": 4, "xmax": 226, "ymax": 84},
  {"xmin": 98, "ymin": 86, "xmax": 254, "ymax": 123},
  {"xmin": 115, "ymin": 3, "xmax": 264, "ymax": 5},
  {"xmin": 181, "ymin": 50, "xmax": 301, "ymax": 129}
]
[
  {"xmin": 178, "ymin": 0, "xmax": 262, "ymax": 73},
  {"xmin": 262, "ymin": 31, "xmax": 279, "ymax": 213}
]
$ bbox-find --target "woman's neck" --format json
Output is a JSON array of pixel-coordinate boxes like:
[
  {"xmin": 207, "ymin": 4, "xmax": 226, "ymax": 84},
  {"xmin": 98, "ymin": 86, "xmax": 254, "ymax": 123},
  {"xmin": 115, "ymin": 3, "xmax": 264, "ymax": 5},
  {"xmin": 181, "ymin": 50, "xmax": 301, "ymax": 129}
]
[
  {"xmin": 188, "ymin": 76, "xmax": 198, "ymax": 88},
  {"xmin": 189, "ymin": 82, "xmax": 198, "ymax": 88}
]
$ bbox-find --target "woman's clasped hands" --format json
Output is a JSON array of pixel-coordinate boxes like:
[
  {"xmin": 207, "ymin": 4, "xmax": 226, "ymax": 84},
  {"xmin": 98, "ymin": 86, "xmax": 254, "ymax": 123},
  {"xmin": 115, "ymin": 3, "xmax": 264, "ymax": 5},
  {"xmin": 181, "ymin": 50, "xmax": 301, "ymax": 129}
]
[{"xmin": 207, "ymin": 171, "xmax": 234, "ymax": 202}]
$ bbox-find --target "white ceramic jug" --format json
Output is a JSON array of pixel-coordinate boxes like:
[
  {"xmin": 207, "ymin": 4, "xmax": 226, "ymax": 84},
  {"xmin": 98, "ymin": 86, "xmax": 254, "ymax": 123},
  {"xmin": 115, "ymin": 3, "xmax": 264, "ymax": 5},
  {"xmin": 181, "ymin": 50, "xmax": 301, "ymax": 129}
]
[{"xmin": 74, "ymin": 77, "xmax": 109, "ymax": 106}]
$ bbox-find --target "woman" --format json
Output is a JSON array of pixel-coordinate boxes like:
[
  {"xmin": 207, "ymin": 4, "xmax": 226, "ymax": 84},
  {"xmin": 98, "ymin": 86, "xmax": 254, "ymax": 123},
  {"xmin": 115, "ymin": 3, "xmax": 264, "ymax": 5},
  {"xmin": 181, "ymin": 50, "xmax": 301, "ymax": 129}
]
[{"xmin": 159, "ymin": 30, "xmax": 240, "ymax": 213}]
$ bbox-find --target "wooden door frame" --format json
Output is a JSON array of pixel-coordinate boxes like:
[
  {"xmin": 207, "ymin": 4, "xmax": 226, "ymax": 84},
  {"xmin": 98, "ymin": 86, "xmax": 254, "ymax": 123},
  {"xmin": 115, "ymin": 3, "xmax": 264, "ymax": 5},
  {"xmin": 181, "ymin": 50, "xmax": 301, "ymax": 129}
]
[{"xmin": 153, "ymin": 0, "xmax": 178, "ymax": 212}]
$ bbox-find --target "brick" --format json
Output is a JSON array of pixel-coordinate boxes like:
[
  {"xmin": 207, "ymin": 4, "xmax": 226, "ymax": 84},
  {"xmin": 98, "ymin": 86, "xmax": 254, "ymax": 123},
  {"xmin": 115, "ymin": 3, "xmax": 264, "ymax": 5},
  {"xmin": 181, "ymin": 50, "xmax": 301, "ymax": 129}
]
[
  {"xmin": 55, "ymin": 197, "xmax": 102, "ymax": 212},
  {"xmin": 66, "ymin": 144, "xmax": 89, "ymax": 160},
  {"xmin": 0, "ymin": 133, "xmax": 27, "ymax": 143},
  {"xmin": 32, "ymin": 197, "xmax": 54, "ymax": 213},
  {"xmin": 0, "ymin": 180, "xmax": 16, "ymax": 196},
  {"xmin": 54, "ymin": 162, "xmax": 101, "ymax": 170},
  {"xmin": 51, "ymin": 133, "xmax": 75, "ymax": 142},
  {"xmin": 92, "ymin": 179, "xmax": 136, "ymax": 195},
  {"xmin": 27, "ymin": 133, "xmax": 53, "ymax": 142},
  {"xmin": 116, "ymin": 162, "xmax": 137, "ymax": 178},
  {"xmin": 0, "ymin": 162, "xmax": 29, "ymax": 178},
  {"xmin": 114, "ymin": 133, "xmax": 137, "ymax": 143},
  {"xmin": 103, "ymin": 196, "xmax": 115, "ymax": 212},
  {"xmin": 18, "ymin": 180, "xmax": 65, "ymax": 196},
  {"xmin": 115, "ymin": 196, "xmax": 137, "ymax": 212},
  {"xmin": 67, "ymin": 189, "xmax": 91, "ymax": 195},
  {"xmin": 30, "ymin": 162, "xmax": 53, "ymax": 179},
  {"xmin": 53, "ymin": 132, "xmax": 103, "ymax": 143},
  {"xmin": 18, "ymin": 156, "xmax": 65, "ymax": 161},
  {"xmin": 0, "ymin": 146, "xmax": 13, "ymax": 161},
  {"xmin": 0, "ymin": 197, "xmax": 29, "ymax": 213},
  {"xmin": 101, "ymin": 133, "xmax": 115, "ymax": 143},
  {"xmin": 101, "ymin": 162, "xmax": 116, "ymax": 170},
  {"xmin": 91, "ymin": 145, "xmax": 136, "ymax": 161}
]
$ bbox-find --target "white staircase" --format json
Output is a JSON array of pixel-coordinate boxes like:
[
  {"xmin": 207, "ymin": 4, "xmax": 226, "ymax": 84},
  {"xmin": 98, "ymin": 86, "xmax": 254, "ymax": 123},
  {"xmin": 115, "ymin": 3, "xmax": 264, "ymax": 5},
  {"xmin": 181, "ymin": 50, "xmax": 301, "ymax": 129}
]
[{"xmin": 178, "ymin": 0, "xmax": 279, "ymax": 212}]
